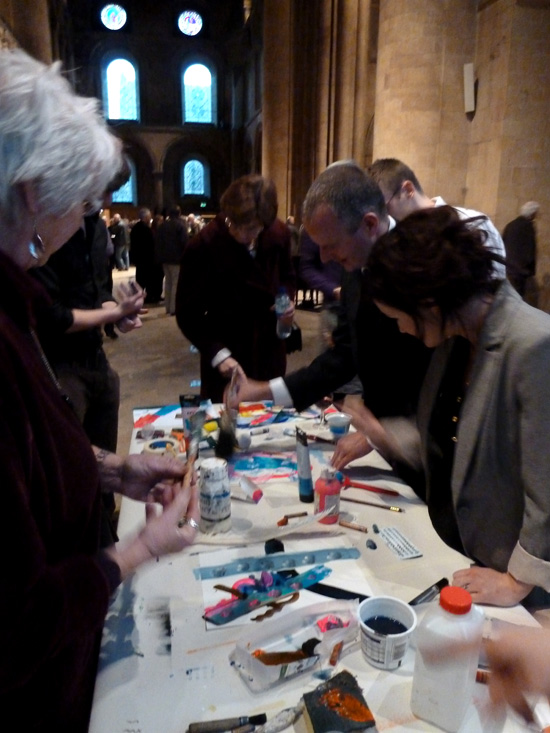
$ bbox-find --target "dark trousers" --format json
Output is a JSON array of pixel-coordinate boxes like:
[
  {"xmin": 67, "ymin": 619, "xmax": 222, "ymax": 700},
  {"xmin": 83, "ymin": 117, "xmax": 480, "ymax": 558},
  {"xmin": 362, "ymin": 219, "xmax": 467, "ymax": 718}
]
[{"xmin": 57, "ymin": 354, "xmax": 120, "ymax": 546}]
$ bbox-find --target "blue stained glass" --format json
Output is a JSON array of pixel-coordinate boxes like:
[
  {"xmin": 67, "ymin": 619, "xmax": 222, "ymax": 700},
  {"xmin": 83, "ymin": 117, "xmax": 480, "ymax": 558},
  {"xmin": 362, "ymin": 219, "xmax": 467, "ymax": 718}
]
[
  {"xmin": 100, "ymin": 4, "xmax": 127, "ymax": 31},
  {"xmin": 106, "ymin": 58, "xmax": 138, "ymax": 120},
  {"xmin": 184, "ymin": 64, "xmax": 212, "ymax": 123},
  {"xmin": 184, "ymin": 160, "xmax": 205, "ymax": 194},
  {"xmin": 112, "ymin": 177, "xmax": 133, "ymax": 203},
  {"xmin": 178, "ymin": 11, "xmax": 203, "ymax": 36}
]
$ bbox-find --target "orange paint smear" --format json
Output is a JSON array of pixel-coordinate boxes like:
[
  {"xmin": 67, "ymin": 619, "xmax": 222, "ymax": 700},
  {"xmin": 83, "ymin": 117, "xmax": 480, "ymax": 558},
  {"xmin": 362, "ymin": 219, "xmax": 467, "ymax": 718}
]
[{"xmin": 319, "ymin": 689, "xmax": 375, "ymax": 723}]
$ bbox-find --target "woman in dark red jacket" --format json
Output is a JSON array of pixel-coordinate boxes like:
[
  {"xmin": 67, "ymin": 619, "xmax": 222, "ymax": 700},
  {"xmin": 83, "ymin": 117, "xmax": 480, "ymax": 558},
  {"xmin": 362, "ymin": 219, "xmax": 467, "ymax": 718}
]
[
  {"xmin": 0, "ymin": 49, "xmax": 199, "ymax": 731},
  {"xmin": 176, "ymin": 175, "xmax": 296, "ymax": 402}
]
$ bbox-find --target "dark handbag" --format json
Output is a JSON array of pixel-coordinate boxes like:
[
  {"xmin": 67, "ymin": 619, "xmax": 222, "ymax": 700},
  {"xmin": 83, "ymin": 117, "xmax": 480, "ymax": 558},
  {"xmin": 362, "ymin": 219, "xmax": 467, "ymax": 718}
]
[{"xmin": 285, "ymin": 322, "xmax": 302, "ymax": 354}]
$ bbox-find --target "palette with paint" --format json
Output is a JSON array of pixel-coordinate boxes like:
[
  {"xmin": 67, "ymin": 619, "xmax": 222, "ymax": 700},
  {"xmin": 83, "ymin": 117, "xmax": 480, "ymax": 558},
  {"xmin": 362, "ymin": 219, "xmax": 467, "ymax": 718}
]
[{"xmin": 229, "ymin": 600, "xmax": 359, "ymax": 692}]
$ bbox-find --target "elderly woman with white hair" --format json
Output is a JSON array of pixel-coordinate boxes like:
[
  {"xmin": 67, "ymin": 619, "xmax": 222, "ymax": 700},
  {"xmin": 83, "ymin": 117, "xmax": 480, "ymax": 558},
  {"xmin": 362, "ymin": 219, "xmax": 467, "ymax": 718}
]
[{"xmin": 0, "ymin": 49, "xmax": 199, "ymax": 730}]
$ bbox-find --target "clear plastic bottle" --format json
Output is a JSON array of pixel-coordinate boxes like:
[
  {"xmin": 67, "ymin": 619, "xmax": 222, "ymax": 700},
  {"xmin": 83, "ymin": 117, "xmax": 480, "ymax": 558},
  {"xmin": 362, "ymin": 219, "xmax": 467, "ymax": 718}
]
[
  {"xmin": 410, "ymin": 586, "xmax": 484, "ymax": 732},
  {"xmin": 274, "ymin": 287, "xmax": 292, "ymax": 339}
]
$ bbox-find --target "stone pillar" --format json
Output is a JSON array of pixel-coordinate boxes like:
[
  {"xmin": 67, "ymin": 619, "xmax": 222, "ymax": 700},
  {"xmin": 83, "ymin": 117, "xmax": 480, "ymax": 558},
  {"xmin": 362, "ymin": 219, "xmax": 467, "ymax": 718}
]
[
  {"xmin": 373, "ymin": 0, "xmax": 477, "ymax": 204},
  {"xmin": 9, "ymin": 0, "xmax": 52, "ymax": 62},
  {"xmin": 262, "ymin": 0, "xmax": 293, "ymax": 219},
  {"xmin": 287, "ymin": 0, "xmax": 378, "ymax": 221}
]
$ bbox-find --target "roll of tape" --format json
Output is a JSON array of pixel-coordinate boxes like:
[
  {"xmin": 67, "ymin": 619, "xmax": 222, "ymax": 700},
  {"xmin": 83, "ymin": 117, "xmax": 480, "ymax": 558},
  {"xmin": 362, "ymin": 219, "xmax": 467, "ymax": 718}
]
[{"xmin": 142, "ymin": 437, "xmax": 179, "ymax": 456}]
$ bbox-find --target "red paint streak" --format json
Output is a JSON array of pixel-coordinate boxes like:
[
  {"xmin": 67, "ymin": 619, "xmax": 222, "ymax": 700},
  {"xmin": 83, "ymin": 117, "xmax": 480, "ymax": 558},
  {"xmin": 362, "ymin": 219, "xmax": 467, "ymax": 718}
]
[{"xmin": 320, "ymin": 689, "xmax": 374, "ymax": 723}]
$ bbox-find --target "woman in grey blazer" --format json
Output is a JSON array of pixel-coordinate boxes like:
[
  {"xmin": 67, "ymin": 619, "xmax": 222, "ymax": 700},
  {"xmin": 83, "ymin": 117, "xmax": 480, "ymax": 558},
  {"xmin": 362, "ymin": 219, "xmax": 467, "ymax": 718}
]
[{"xmin": 367, "ymin": 205, "xmax": 550, "ymax": 607}]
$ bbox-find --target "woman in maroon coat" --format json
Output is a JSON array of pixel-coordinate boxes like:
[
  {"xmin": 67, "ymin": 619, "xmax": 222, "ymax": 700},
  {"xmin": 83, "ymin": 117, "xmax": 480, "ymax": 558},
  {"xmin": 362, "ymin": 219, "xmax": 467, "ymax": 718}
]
[
  {"xmin": 0, "ymin": 50, "xmax": 199, "ymax": 731},
  {"xmin": 176, "ymin": 175, "xmax": 296, "ymax": 402}
]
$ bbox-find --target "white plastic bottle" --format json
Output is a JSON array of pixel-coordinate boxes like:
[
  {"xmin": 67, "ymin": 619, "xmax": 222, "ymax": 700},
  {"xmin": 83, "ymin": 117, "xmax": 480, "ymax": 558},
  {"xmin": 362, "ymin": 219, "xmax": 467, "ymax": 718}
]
[
  {"xmin": 410, "ymin": 585, "xmax": 484, "ymax": 732},
  {"xmin": 274, "ymin": 287, "xmax": 292, "ymax": 339}
]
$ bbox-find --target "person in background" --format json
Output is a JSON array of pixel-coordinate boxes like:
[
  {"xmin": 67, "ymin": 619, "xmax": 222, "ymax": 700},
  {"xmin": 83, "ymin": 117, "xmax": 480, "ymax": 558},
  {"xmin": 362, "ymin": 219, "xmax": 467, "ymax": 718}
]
[
  {"xmin": 0, "ymin": 48, "xmax": 199, "ymax": 731},
  {"xmin": 186, "ymin": 212, "xmax": 202, "ymax": 237},
  {"xmin": 365, "ymin": 205, "xmax": 550, "ymax": 607},
  {"xmin": 31, "ymin": 175, "xmax": 145, "ymax": 543},
  {"xmin": 503, "ymin": 200, "xmax": 539, "ymax": 300},
  {"xmin": 108, "ymin": 212, "xmax": 129, "ymax": 271},
  {"xmin": 176, "ymin": 174, "xmax": 296, "ymax": 403},
  {"xmin": 368, "ymin": 157, "xmax": 506, "ymax": 274},
  {"xmin": 156, "ymin": 205, "xmax": 188, "ymax": 315},
  {"xmin": 130, "ymin": 207, "xmax": 164, "ymax": 303},
  {"xmin": 299, "ymin": 226, "xmax": 343, "ymax": 345}
]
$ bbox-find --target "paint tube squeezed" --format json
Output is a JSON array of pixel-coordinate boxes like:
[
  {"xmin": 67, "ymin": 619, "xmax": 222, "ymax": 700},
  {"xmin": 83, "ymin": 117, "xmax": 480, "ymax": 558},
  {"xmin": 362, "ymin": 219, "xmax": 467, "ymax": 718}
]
[{"xmin": 296, "ymin": 428, "xmax": 314, "ymax": 503}]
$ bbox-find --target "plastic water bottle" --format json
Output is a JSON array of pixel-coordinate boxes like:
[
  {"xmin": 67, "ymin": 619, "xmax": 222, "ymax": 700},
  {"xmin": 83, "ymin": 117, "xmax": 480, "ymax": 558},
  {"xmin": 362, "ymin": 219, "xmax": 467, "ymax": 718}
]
[
  {"xmin": 410, "ymin": 585, "xmax": 484, "ymax": 732},
  {"xmin": 274, "ymin": 287, "xmax": 292, "ymax": 339}
]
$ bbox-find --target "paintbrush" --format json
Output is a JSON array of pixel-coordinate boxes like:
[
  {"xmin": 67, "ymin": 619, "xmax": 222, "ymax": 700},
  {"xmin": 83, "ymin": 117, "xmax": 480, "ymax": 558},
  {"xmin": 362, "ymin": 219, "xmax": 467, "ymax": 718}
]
[
  {"xmin": 340, "ymin": 495, "xmax": 403, "ymax": 512},
  {"xmin": 183, "ymin": 409, "xmax": 205, "ymax": 489},
  {"xmin": 339, "ymin": 474, "xmax": 400, "ymax": 496},
  {"xmin": 215, "ymin": 367, "xmax": 238, "ymax": 459}
]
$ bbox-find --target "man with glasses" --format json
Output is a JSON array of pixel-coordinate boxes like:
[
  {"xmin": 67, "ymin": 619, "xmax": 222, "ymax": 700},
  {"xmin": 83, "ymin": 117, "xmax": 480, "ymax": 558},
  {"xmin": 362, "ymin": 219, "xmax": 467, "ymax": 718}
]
[{"xmin": 368, "ymin": 158, "xmax": 506, "ymax": 275}]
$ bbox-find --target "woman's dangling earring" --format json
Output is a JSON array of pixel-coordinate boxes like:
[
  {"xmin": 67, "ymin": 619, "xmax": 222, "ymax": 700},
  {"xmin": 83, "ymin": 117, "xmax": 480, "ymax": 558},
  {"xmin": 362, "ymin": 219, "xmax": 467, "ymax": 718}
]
[{"xmin": 28, "ymin": 224, "xmax": 46, "ymax": 260}]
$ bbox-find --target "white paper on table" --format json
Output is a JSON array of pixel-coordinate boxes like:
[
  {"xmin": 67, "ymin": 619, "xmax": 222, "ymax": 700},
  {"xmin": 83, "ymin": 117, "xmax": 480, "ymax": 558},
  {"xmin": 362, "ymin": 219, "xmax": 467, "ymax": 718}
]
[{"xmin": 198, "ymin": 534, "xmax": 374, "ymax": 631}]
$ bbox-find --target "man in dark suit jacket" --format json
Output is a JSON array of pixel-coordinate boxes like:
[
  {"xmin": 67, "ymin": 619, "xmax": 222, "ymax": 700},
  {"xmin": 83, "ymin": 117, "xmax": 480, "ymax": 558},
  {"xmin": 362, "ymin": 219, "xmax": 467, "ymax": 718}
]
[{"xmin": 231, "ymin": 163, "xmax": 431, "ymax": 490}]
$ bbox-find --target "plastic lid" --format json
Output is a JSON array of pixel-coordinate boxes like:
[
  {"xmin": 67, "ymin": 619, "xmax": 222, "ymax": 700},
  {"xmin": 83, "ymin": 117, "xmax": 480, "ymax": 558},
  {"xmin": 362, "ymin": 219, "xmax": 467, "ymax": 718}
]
[
  {"xmin": 439, "ymin": 585, "xmax": 472, "ymax": 614},
  {"xmin": 320, "ymin": 467, "xmax": 338, "ymax": 480}
]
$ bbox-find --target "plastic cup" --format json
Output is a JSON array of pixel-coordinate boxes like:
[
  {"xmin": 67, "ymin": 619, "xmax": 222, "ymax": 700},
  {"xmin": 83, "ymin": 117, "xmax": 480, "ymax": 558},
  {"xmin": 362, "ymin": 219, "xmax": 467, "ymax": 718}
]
[
  {"xmin": 326, "ymin": 412, "xmax": 352, "ymax": 438},
  {"xmin": 358, "ymin": 596, "xmax": 417, "ymax": 670},
  {"xmin": 140, "ymin": 424, "xmax": 155, "ymax": 440}
]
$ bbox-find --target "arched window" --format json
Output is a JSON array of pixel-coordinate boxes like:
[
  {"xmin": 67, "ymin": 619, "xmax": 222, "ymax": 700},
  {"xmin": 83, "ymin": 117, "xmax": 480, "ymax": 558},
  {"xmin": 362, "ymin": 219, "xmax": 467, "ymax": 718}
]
[
  {"xmin": 181, "ymin": 158, "xmax": 210, "ymax": 197},
  {"xmin": 112, "ymin": 158, "xmax": 137, "ymax": 204},
  {"xmin": 182, "ymin": 62, "xmax": 216, "ymax": 124},
  {"xmin": 103, "ymin": 56, "xmax": 139, "ymax": 121}
]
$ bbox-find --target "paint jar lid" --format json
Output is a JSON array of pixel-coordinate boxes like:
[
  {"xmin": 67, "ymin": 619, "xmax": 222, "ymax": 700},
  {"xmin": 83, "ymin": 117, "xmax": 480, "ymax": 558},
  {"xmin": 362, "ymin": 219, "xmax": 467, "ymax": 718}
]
[
  {"xmin": 440, "ymin": 586, "xmax": 472, "ymax": 614},
  {"xmin": 200, "ymin": 456, "xmax": 228, "ymax": 480}
]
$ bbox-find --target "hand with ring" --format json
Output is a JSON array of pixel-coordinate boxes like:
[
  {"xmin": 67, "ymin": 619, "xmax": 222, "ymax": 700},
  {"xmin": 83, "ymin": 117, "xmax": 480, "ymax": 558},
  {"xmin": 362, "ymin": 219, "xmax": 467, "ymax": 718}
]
[
  {"xmin": 452, "ymin": 566, "xmax": 533, "ymax": 606},
  {"xmin": 106, "ymin": 472, "xmax": 200, "ymax": 580},
  {"xmin": 177, "ymin": 516, "xmax": 199, "ymax": 531}
]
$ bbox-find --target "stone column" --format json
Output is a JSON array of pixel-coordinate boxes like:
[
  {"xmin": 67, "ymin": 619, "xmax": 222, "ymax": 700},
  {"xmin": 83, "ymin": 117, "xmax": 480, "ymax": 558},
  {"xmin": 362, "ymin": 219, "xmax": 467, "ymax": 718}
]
[
  {"xmin": 11, "ymin": 0, "xmax": 52, "ymax": 62},
  {"xmin": 262, "ymin": 0, "xmax": 293, "ymax": 219},
  {"xmin": 373, "ymin": 0, "xmax": 477, "ymax": 204}
]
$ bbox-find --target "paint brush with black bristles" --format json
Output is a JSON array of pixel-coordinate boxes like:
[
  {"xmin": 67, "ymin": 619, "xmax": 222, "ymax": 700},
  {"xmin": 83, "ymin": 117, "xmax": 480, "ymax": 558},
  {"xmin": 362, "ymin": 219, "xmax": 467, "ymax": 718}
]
[{"xmin": 215, "ymin": 367, "xmax": 238, "ymax": 459}]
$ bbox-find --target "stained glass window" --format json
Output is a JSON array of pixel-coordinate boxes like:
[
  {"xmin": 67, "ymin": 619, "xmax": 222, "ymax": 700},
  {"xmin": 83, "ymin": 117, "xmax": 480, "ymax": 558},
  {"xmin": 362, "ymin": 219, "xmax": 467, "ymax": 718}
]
[
  {"xmin": 100, "ymin": 4, "xmax": 127, "ymax": 31},
  {"xmin": 112, "ymin": 158, "xmax": 136, "ymax": 203},
  {"xmin": 183, "ymin": 63, "xmax": 212, "ymax": 123},
  {"xmin": 105, "ymin": 58, "xmax": 139, "ymax": 120},
  {"xmin": 184, "ymin": 160, "xmax": 205, "ymax": 194},
  {"xmin": 178, "ymin": 11, "xmax": 203, "ymax": 36}
]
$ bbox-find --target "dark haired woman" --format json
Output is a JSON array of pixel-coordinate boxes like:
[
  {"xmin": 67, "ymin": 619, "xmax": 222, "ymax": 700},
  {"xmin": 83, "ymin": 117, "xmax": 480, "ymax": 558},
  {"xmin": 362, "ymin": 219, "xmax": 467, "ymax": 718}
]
[
  {"xmin": 176, "ymin": 175, "xmax": 295, "ymax": 402},
  {"xmin": 366, "ymin": 205, "xmax": 550, "ymax": 608}
]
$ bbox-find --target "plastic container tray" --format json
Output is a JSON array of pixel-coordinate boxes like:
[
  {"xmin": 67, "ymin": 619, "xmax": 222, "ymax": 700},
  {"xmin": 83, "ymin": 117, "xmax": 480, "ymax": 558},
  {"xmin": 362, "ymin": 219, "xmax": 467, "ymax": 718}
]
[{"xmin": 229, "ymin": 599, "xmax": 359, "ymax": 692}]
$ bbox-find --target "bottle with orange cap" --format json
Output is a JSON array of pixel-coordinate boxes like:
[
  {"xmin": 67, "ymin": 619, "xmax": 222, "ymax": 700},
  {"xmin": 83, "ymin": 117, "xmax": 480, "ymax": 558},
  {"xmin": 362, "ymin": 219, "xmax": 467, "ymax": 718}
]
[{"xmin": 410, "ymin": 585, "xmax": 484, "ymax": 732}]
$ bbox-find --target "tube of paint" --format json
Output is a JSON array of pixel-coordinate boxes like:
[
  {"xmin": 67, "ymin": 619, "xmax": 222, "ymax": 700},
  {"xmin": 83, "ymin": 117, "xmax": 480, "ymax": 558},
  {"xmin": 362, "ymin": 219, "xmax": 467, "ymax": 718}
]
[
  {"xmin": 296, "ymin": 427, "xmax": 314, "ymax": 503},
  {"xmin": 231, "ymin": 476, "xmax": 263, "ymax": 504}
]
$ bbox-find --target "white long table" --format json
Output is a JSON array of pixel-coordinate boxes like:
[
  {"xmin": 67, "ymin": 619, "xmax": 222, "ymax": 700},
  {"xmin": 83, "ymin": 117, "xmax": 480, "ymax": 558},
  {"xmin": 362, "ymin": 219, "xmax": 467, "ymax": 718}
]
[{"xmin": 90, "ymin": 406, "xmax": 539, "ymax": 733}]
